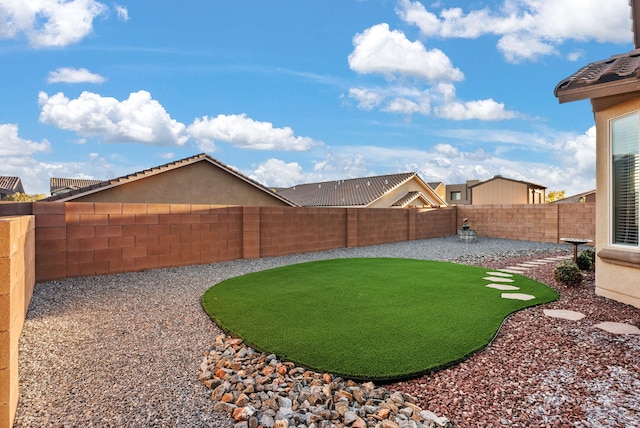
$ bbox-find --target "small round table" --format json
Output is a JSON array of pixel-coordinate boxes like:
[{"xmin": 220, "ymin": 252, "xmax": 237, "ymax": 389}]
[{"xmin": 560, "ymin": 238, "xmax": 593, "ymax": 263}]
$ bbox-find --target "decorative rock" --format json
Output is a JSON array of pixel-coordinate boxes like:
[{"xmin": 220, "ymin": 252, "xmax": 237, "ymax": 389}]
[{"xmin": 200, "ymin": 335, "xmax": 450, "ymax": 428}]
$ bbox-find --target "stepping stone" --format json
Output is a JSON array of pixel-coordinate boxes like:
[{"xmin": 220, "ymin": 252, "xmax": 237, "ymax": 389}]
[
  {"xmin": 522, "ymin": 261, "xmax": 547, "ymax": 265},
  {"xmin": 594, "ymin": 322, "xmax": 640, "ymax": 335},
  {"xmin": 543, "ymin": 309, "xmax": 586, "ymax": 321},
  {"xmin": 483, "ymin": 276, "xmax": 515, "ymax": 283},
  {"xmin": 486, "ymin": 284, "xmax": 520, "ymax": 291},
  {"xmin": 500, "ymin": 268, "xmax": 527, "ymax": 273},
  {"xmin": 518, "ymin": 262, "xmax": 545, "ymax": 267},
  {"xmin": 485, "ymin": 271, "xmax": 513, "ymax": 277},
  {"xmin": 501, "ymin": 293, "xmax": 535, "ymax": 301}
]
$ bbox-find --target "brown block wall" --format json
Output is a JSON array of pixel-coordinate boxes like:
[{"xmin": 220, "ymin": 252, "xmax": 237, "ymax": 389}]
[
  {"xmin": 457, "ymin": 203, "xmax": 595, "ymax": 244},
  {"xmin": 0, "ymin": 215, "xmax": 35, "ymax": 428},
  {"xmin": 259, "ymin": 207, "xmax": 348, "ymax": 257}
]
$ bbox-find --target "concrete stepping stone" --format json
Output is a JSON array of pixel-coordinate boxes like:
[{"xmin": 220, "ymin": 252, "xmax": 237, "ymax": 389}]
[
  {"xmin": 500, "ymin": 268, "xmax": 527, "ymax": 274},
  {"xmin": 485, "ymin": 271, "xmax": 513, "ymax": 277},
  {"xmin": 522, "ymin": 260, "xmax": 548, "ymax": 265},
  {"xmin": 483, "ymin": 276, "xmax": 515, "ymax": 282},
  {"xmin": 486, "ymin": 284, "xmax": 520, "ymax": 291},
  {"xmin": 543, "ymin": 309, "xmax": 586, "ymax": 321},
  {"xmin": 594, "ymin": 322, "xmax": 640, "ymax": 335},
  {"xmin": 501, "ymin": 293, "xmax": 535, "ymax": 301},
  {"xmin": 518, "ymin": 262, "xmax": 546, "ymax": 267}
]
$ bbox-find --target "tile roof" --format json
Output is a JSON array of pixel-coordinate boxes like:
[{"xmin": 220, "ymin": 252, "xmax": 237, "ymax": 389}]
[
  {"xmin": 391, "ymin": 191, "xmax": 431, "ymax": 207},
  {"xmin": 0, "ymin": 176, "xmax": 25, "ymax": 194},
  {"xmin": 551, "ymin": 189, "xmax": 596, "ymax": 204},
  {"xmin": 277, "ymin": 173, "xmax": 445, "ymax": 207},
  {"xmin": 555, "ymin": 50, "xmax": 640, "ymax": 103},
  {"xmin": 43, "ymin": 153, "xmax": 297, "ymax": 206},
  {"xmin": 50, "ymin": 177, "xmax": 104, "ymax": 195}
]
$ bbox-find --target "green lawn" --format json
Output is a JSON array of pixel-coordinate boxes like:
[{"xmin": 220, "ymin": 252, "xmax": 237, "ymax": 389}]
[{"xmin": 202, "ymin": 258, "xmax": 558, "ymax": 381}]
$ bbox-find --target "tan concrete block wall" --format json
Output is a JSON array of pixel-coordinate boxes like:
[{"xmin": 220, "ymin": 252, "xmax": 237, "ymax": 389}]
[
  {"xmin": 259, "ymin": 207, "xmax": 348, "ymax": 257},
  {"xmin": 457, "ymin": 203, "xmax": 595, "ymax": 244},
  {"xmin": 0, "ymin": 215, "xmax": 35, "ymax": 428}
]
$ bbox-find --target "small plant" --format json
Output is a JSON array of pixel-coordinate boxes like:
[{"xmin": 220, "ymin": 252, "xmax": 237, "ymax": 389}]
[
  {"xmin": 554, "ymin": 261, "xmax": 584, "ymax": 286},
  {"xmin": 576, "ymin": 250, "xmax": 594, "ymax": 271}
]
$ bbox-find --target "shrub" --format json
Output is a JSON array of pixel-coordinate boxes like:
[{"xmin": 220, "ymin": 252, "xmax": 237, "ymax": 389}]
[
  {"xmin": 576, "ymin": 250, "xmax": 593, "ymax": 271},
  {"xmin": 554, "ymin": 261, "xmax": 584, "ymax": 286}
]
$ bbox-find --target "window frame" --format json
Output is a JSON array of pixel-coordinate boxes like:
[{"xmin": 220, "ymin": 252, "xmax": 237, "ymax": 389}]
[{"xmin": 609, "ymin": 111, "xmax": 640, "ymax": 250}]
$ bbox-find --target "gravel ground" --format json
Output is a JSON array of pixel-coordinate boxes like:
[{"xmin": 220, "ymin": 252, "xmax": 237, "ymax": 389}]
[{"xmin": 14, "ymin": 236, "xmax": 639, "ymax": 427}]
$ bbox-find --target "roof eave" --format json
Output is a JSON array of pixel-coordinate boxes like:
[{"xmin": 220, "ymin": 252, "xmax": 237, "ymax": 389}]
[{"xmin": 556, "ymin": 77, "xmax": 640, "ymax": 104}]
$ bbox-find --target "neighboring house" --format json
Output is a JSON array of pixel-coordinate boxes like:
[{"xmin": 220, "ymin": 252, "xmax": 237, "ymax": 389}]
[
  {"xmin": 277, "ymin": 173, "xmax": 447, "ymax": 208},
  {"xmin": 551, "ymin": 190, "xmax": 596, "ymax": 204},
  {"xmin": 469, "ymin": 175, "xmax": 546, "ymax": 205},
  {"xmin": 50, "ymin": 178, "xmax": 103, "ymax": 196},
  {"xmin": 44, "ymin": 153, "xmax": 296, "ymax": 207},
  {"xmin": 554, "ymin": 0, "xmax": 640, "ymax": 308},
  {"xmin": 0, "ymin": 176, "xmax": 25, "ymax": 200},
  {"xmin": 445, "ymin": 180, "xmax": 480, "ymax": 205},
  {"xmin": 427, "ymin": 181, "xmax": 446, "ymax": 201}
]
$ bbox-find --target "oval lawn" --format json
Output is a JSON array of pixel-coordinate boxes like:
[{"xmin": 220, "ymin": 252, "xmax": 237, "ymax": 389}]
[{"xmin": 202, "ymin": 258, "xmax": 558, "ymax": 381}]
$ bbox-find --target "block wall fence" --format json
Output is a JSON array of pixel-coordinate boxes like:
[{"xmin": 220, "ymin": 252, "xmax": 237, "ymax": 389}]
[
  {"xmin": 0, "ymin": 216, "xmax": 35, "ymax": 428},
  {"xmin": 0, "ymin": 201, "xmax": 594, "ymax": 426}
]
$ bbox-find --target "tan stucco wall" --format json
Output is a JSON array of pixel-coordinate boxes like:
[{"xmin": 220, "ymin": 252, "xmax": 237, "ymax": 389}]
[
  {"xmin": 71, "ymin": 161, "xmax": 289, "ymax": 206},
  {"xmin": 593, "ymin": 95, "xmax": 640, "ymax": 308},
  {"xmin": 471, "ymin": 180, "xmax": 533, "ymax": 205},
  {"xmin": 368, "ymin": 179, "xmax": 440, "ymax": 208}
]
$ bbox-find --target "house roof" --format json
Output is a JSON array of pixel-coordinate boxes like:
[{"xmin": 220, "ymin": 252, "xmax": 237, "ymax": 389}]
[
  {"xmin": 469, "ymin": 175, "xmax": 546, "ymax": 190},
  {"xmin": 43, "ymin": 153, "xmax": 297, "ymax": 206},
  {"xmin": 0, "ymin": 176, "xmax": 25, "ymax": 195},
  {"xmin": 277, "ymin": 172, "xmax": 446, "ymax": 207},
  {"xmin": 50, "ymin": 177, "xmax": 104, "ymax": 195},
  {"xmin": 555, "ymin": 1, "xmax": 640, "ymax": 104},
  {"xmin": 551, "ymin": 189, "xmax": 596, "ymax": 204},
  {"xmin": 554, "ymin": 50, "xmax": 640, "ymax": 103}
]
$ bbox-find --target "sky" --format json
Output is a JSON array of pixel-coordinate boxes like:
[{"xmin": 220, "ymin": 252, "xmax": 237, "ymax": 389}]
[{"xmin": 0, "ymin": 0, "xmax": 635, "ymax": 197}]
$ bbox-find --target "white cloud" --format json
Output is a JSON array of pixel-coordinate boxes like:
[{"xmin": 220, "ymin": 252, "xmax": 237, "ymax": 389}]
[
  {"xmin": 38, "ymin": 90, "xmax": 188, "ymax": 146},
  {"xmin": 250, "ymin": 158, "xmax": 306, "ymax": 188},
  {"xmin": 396, "ymin": 0, "xmax": 632, "ymax": 63},
  {"xmin": 187, "ymin": 114, "xmax": 320, "ymax": 151},
  {"xmin": 348, "ymin": 23, "xmax": 464, "ymax": 82},
  {"xmin": 347, "ymin": 82, "xmax": 518, "ymax": 120},
  {"xmin": 0, "ymin": 123, "xmax": 51, "ymax": 156},
  {"xmin": 435, "ymin": 98, "xmax": 519, "ymax": 121},
  {"xmin": 115, "ymin": 4, "xmax": 129, "ymax": 21},
  {"xmin": 0, "ymin": 0, "xmax": 108, "ymax": 47},
  {"xmin": 47, "ymin": 67, "xmax": 107, "ymax": 84}
]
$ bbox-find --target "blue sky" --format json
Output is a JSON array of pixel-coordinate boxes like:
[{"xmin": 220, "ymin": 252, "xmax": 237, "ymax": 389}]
[{"xmin": 0, "ymin": 0, "xmax": 634, "ymax": 196}]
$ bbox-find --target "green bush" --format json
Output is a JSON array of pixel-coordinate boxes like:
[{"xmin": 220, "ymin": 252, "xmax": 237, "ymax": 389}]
[
  {"xmin": 576, "ymin": 250, "xmax": 593, "ymax": 271},
  {"xmin": 554, "ymin": 261, "xmax": 584, "ymax": 286}
]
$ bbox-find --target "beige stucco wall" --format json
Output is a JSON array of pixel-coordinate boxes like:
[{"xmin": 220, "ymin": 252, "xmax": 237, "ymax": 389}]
[
  {"xmin": 471, "ymin": 179, "xmax": 542, "ymax": 205},
  {"xmin": 593, "ymin": 94, "xmax": 640, "ymax": 308},
  {"xmin": 71, "ymin": 161, "xmax": 290, "ymax": 206}
]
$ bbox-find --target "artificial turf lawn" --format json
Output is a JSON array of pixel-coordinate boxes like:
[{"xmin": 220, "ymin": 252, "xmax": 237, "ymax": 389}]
[{"xmin": 202, "ymin": 258, "xmax": 558, "ymax": 381}]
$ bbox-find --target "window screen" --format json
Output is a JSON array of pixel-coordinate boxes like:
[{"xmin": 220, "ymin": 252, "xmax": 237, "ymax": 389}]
[{"xmin": 611, "ymin": 113, "xmax": 640, "ymax": 246}]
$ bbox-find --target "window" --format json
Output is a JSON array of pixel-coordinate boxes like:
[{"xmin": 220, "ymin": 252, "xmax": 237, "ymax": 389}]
[
  {"xmin": 611, "ymin": 113, "xmax": 639, "ymax": 246},
  {"xmin": 450, "ymin": 191, "xmax": 461, "ymax": 201}
]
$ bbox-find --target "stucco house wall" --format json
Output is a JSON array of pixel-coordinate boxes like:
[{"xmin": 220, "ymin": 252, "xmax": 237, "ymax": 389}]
[
  {"xmin": 471, "ymin": 178, "xmax": 545, "ymax": 205},
  {"xmin": 64, "ymin": 161, "xmax": 290, "ymax": 207},
  {"xmin": 593, "ymin": 95, "xmax": 640, "ymax": 308}
]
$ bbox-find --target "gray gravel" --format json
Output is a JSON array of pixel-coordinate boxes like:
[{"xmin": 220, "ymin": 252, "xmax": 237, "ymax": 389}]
[{"xmin": 14, "ymin": 236, "xmax": 568, "ymax": 427}]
